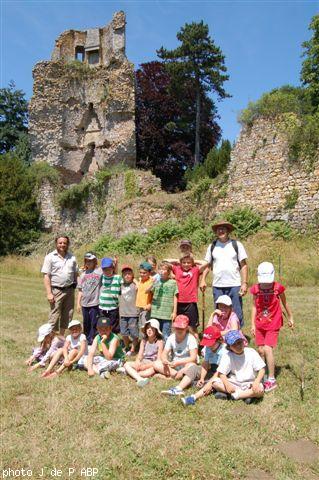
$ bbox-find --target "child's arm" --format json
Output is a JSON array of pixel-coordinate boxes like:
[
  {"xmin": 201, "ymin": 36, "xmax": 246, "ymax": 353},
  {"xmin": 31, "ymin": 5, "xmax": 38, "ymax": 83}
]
[
  {"xmin": 100, "ymin": 336, "xmax": 119, "ymax": 361},
  {"xmin": 68, "ymin": 339, "xmax": 87, "ymax": 366},
  {"xmin": 251, "ymin": 367, "xmax": 266, "ymax": 393},
  {"xmin": 62, "ymin": 339, "xmax": 71, "ymax": 361},
  {"xmin": 163, "ymin": 258, "xmax": 179, "ymax": 265},
  {"xmin": 220, "ymin": 373, "xmax": 236, "ymax": 394},
  {"xmin": 76, "ymin": 291, "xmax": 83, "ymax": 314},
  {"xmin": 135, "ymin": 340, "xmax": 145, "ymax": 370},
  {"xmin": 171, "ymin": 293, "xmax": 178, "ymax": 321},
  {"xmin": 196, "ymin": 360, "xmax": 210, "ymax": 387},
  {"xmin": 280, "ymin": 292, "xmax": 294, "ymax": 328},
  {"xmin": 113, "ymin": 256, "xmax": 118, "ymax": 274},
  {"xmin": 87, "ymin": 338, "xmax": 98, "ymax": 376},
  {"xmin": 198, "ymin": 261, "xmax": 210, "ymax": 274},
  {"xmin": 156, "ymin": 340, "xmax": 164, "ymax": 360},
  {"xmin": 251, "ymin": 302, "xmax": 257, "ymax": 336}
]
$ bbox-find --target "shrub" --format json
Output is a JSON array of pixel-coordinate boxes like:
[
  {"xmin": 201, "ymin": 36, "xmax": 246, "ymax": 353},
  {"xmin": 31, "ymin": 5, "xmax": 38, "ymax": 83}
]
[
  {"xmin": 30, "ymin": 161, "xmax": 61, "ymax": 187},
  {"xmin": 266, "ymin": 221, "xmax": 294, "ymax": 240},
  {"xmin": 190, "ymin": 177, "xmax": 212, "ymax": 203},
  {"xmin": 284, "ymin": 188, "xmax": 299, "ymax": 209},
  {"xmin": 215, "ymin": 207, "xmax": 262, "ymax": 239},
  {"xmin": 58, "ymin": 182, "xmax": 90, "ymax": 210},
  {"xmin": 124, "ymin": 170, "xmax": 141, "ymax": 199}
]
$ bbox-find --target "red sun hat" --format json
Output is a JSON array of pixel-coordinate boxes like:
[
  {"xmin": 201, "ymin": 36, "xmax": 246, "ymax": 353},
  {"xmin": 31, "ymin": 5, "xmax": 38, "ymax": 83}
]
[
  {"xmin": 200, "ymin": 325, "xmax": 222, "ymax": 346},
  {"xmin": 121, "ymin": 264, "xmax": 133, "ymax": 272},
  {"xmin": 173, "ymin": 315, "xmax": 189, "ymax": 329}
]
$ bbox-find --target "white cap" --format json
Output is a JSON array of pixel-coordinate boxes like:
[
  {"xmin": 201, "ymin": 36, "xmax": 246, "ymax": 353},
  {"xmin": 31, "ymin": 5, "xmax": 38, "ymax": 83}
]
[
  {"xmin": 37, "ymin": 323, "xmax": 53, "ymax": 342},
  {"xmin": 68, "ymin": 319, "xmax": 82, "ymax": 329},
  {"xmin": 216, "ymin": 295, "xmax": 232, "ymax": 306},
  {"xmin": 143, "ymin": 318, "xmax": 162, "ymax": 336},
  {"xmin": 84, "ymin": 252, "xmax": 97, "ymax": 260},
  {"xmin": 257, "ymin": 262, "xmax": 275, "ymax": 283}
]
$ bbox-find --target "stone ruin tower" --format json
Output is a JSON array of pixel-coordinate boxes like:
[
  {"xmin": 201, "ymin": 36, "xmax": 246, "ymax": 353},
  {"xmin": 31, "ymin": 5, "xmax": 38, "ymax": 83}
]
[{"xmin": 29, "ymin": 11, "xmax": 136, "ymax": 182}]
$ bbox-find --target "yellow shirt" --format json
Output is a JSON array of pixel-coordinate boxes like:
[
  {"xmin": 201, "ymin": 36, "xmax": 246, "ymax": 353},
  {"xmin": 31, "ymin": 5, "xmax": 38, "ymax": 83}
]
[{"xmin": 136, "ymin": 278, "xmax": 153, "ymax": 308}]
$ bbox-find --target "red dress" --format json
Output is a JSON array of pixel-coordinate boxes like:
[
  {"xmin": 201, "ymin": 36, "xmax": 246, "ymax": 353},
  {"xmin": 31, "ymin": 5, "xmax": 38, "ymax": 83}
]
[{"xmin": 250, "ymin": 282, "xmax": 285, "ymax": 331}]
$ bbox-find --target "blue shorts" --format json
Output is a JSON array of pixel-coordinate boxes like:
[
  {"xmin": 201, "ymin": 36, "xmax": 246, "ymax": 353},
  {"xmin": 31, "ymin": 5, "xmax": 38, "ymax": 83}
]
[{"xmin": 120, "ymin": 317, "xmax": 139, "ymax": 339}]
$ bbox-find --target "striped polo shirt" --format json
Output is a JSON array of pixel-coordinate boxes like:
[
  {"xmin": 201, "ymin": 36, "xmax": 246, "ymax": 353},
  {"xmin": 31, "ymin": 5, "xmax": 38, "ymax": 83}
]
[{"xmin": 99, "ymin": 274, "xmax": 122, "ymax": 311}]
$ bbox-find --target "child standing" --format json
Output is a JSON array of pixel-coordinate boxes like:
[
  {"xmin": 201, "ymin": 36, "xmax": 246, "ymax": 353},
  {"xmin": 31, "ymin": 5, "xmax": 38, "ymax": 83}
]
[
  {"xmin": 250, "ymin": 261, "xmax": 294, "ymax": 392},
  {"xmin": 26, "ymin": 324, "xmax": 65, "ymax": 372},
  {"xmin": 207, "ymin": 295, "xmax": 247, "ymax": 344},
  {"xmin": 124, "ymin": 319, "xmax": 164, "ymax": 387},
  {"xmin": 168, "ymin": 253, "xmax": 208, "ymax": 338},
  {"xmin": 41, "ymin": 320, "xmax": 88, "ymax": 378},
  {"xmin": 119, "ymin": 265, "xmax": 139, "ymax": 356},
  {"xmin": 77, "ymin": 252, "xmax": 102, "ymax": 345},
  {"xmin": 212, "ymin": 330, "xmax": 265, "ymax": 403},
  {"xmin": 150, "ymin": 262, "xmax": 178, "ymax": 341},
  {"xmin": 154, "ymin": 315, "xmax": 198, "ymax": 395},
  {"xmin": 83, "ymin": 315, "xmax": 125, "ymax": 378},
  {"xmin": 136, "ymin": 261, "xmax": 154, "ymax": 330},
  {"xmin": 99, "ymin": 257, "xmax": 122, "ymax": 334},
  {"xmin": 146, "ymin": 256, "xmax": 161, "ymax": 285}
]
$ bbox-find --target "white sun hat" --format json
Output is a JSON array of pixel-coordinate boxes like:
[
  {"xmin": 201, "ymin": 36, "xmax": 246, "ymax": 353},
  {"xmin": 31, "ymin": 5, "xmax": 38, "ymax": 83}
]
[{"xmin": 257, "ymin": 262, "xmax": 275, "ymax": 283}]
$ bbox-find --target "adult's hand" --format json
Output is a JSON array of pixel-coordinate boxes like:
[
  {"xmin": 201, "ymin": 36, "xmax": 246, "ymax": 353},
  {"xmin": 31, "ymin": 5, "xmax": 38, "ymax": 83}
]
[
  {"xmin": 47, "ymin": 293, "xmax": 55, "ymax": 304},
  {"xmin": 239, "ymin": 283, "xmax": 248, "ymax": 296},
  {"xmin": 199, "ymin": 281, "xmax": 207, "ymax": 292}
]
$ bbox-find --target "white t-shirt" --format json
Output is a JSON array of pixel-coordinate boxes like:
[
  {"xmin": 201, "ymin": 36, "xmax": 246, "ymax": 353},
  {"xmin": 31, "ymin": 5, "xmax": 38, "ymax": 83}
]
[
  {"xmin": 217, "ymin": 347, "xmax": 265, "ymax": 384},
  {"xmin": 204, "ymin": 240, "xmax": 247, "ymax": 287},
  {"xmin": 165, "ymin": 333, "xmax": 198, "ymax": 361},
  {"xmin": 66, "ymin": 333, "xmax": 88, "ymax": 354}
]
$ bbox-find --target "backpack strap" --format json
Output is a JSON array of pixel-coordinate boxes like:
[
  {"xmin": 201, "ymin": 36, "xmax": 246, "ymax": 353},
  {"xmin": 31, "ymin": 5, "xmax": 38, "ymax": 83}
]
[{"xmin": 211, "ymin": 239, "xmax": 242, "ymax": 270}]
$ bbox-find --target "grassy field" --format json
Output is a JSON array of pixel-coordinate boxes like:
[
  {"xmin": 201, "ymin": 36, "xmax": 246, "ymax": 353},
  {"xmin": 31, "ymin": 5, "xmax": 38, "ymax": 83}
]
[{"xmin": 0, "ymin": 262, "xmax": 318, "ymax": 480}]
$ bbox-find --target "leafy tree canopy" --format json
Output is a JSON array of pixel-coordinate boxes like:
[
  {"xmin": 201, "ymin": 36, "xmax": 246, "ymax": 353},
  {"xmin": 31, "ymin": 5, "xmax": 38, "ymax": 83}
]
[
  {"xmin": 300, "ymin": 14, "xmax": 319, "ymax": 110},
  {"xmin": 0, "ymin": 81, "xmax": 28, "ymax": 154}
]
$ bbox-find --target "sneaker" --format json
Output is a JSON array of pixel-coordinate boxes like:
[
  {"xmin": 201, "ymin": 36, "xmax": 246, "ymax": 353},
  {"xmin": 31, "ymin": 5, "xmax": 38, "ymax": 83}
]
[
  {"xmin": 264, "ymin": 379, "xmax": 277, "ymax": 393},
  {"xmin": 100, "ymin": 371, "xmax": 110, "ymax": 380},
  {"xmin": 214, "ymin": 392, "xmax": 228, "ymax": 401},
  {"xmin": 243, "ymin": 397, "xmax": 253, "ymax": 404},
  {"xmin": 161, "ymin": 387, "xmax": 184, "ymax": 396},
  {"xmin": 181, "ymin": 396, "xmax": 196, "ymax": 406},
  {"xmin": 125, "ymin": 350, "xmax": 134, "ymax": 357},
  {"xmin": 116, "ymin": 366, "xmax": 127, "ymax": 375},
  {"xmin": 136, "ymin": 378, "xmax": 150, "ymax": 388}
]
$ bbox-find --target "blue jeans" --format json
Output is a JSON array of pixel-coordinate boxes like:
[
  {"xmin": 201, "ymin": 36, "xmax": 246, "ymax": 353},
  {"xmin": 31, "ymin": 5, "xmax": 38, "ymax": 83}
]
[
  {"xmin": 158, "ymin": 319, "xmax": 172, "ymax": 342},
  {"xmin": 213, "ymin": 286, "xmax": 244, "ymax": 326},
  {"xmin": 82, "ymin": 305, "xmax": 99, "ymax": 345}
]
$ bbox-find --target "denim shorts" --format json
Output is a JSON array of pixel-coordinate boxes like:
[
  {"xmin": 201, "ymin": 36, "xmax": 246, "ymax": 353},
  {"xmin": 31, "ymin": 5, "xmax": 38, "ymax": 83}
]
[{"xmin": 120, "ymin": 316, "xmax": 139, "ymax": 339}]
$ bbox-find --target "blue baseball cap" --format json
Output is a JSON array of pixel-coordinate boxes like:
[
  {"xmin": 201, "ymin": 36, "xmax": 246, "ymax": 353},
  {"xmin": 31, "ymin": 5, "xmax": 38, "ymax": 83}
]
[
  {"xmin": 101, "ymin": 257, "xmax": 113, "ymax": 268},
  {"xmin": 139, "ymin": 261, "xmax": 152, "ymax": 272},
  {"xmin": 225, "ymin": 330, "xmax": 243, "ymax": 346}
]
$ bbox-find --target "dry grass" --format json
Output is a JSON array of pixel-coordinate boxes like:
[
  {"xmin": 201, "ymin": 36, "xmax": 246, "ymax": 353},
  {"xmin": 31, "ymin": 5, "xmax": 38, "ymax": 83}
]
[{"xmin": 0, "ymin": 267, "xmax": 318, "ymax": 479}]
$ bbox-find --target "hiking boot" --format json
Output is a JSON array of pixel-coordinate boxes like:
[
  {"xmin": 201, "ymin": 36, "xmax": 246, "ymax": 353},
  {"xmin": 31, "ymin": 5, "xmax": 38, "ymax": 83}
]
[
  {"xmin": 264, "ymin": 379, "xmax": 277, "ymax": 393},
  {"xmin": 116, "ymin": 366, "xmax": 127, "ymax": 375},
  {"xmin": 100, "ymin": 371, "xmax": 110, "ymax": 380},
  {"xmin": 161, "ymin": 387, "xmax": 184, "ymax": 396},
  {"xmin": 243, "ymin": 397, "xmax": 253, "ymax": 404},
  {"xmin": 181, "ymin": 396, "xmax": 196, "ymax": 406},
  {"xmin": 136, "ymin": 378, "xmax": 150, "ymax": 388},
  {"xmin": 214, "ymin": 392, "xmax": 228, "ymax": 400}
]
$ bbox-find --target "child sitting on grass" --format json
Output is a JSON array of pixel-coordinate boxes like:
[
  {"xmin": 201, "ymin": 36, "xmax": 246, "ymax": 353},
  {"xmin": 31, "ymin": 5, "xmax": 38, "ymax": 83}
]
[
  {"xmin": 210, "ymin": 330, "xmax": 265, "ymax": 404},
  {"xmin": 153, "ymin": 315, "xmax": 198, "ymax": 396},
  {"xmin": 82, "ymin": 315, "xmax": 125, "ymax": 379},
  {"xmin": 124, "ymin": 319, "xmax": 164, "ymax": 387},
  {"xmin": 119, "ymin": 265, "xmax": 139, "ymax": 357},
  {"xmin": 181, "ymin": 326, "xmax": 226, "ymax": 405},
  {"xmin": 207, "ymin": 294, "xmax": 247, "ymax": 345},
  {"xmin": 41, "ymin": 320, "xmax": 88, "ymax": 378},
  {"xmin": 250, "ymin": 261, "xmax": 294, "ymax": 393},
  {"xmin": 150, "ymin": 262, "xmax": 179, "ymax": 341},
  {"xmin": 26, "ymin": 323, "xmax": 65, "ymax": 372}
]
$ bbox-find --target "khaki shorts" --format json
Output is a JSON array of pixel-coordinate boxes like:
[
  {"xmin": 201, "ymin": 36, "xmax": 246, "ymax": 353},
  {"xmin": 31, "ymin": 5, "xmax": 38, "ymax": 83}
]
[{"xmin": 49, "ymin": 286, "xmax": 74, "ymax": 331}]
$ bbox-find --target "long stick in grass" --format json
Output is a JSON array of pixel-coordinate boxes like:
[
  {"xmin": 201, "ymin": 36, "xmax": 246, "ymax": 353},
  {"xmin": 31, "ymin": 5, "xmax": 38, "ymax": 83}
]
[
  {"xmin": 285, "ymin": 312, "xmax": 305, "ymax": 401},
  {"xmin": 201, "ymin": 290, "xmax": 206, "ymax": 333}
]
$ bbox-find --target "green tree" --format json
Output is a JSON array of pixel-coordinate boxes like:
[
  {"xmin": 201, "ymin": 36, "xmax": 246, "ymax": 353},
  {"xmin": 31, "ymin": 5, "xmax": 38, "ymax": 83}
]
[
  {"xmin": 158, "ymin": 21, "xmax": 230, "ymax": 166},
  {"xmin": 0, "ymin": 154, "xmax": 41, "ymax": 255},
  {"xmin": 300, "ymin": 14, "xmax": 319, "ymax": 110},
  {"xmin": 0, "ymin": 81, "xmax": 28, "ymax": 153}
]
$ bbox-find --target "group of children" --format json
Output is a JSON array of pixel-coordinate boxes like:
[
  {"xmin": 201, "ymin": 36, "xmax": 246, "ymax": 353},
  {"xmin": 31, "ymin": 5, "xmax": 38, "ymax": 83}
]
[{"xmin": 26, "ymin": 240, "xmax": 294, "ymax": 404}]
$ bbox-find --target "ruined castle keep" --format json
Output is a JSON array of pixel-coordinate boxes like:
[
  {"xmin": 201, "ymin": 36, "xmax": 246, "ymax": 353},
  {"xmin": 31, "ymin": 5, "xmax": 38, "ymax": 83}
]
[{"xmin": 29, "ymin": 11, "xmax": 136, "ymax": 181}]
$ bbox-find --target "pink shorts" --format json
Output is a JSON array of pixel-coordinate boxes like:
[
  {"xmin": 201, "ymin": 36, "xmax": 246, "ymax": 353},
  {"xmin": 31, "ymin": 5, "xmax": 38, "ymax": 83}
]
[{"xmin": 255, "ymin": 328, "xmax": 279, "ymax": 347}]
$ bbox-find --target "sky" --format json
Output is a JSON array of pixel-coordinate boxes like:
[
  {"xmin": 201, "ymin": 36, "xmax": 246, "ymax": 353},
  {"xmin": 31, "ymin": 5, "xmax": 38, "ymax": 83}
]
[{"xmin": 1, "ymin": 0, "xmax": 318, "ymax": 142}]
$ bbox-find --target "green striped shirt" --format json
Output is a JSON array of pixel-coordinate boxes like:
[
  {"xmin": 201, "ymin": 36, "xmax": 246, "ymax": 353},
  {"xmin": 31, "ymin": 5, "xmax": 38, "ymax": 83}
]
[
  {"xmin": 99, "ymin": 274, "xmax": 122, "ymax": 310},
  {"xmin": 151, "ymin": 279, "xmax": 178, "ymax": 320}
]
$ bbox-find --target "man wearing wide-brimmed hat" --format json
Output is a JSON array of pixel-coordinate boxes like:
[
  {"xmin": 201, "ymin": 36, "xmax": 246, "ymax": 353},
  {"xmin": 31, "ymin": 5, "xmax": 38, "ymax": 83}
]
[{"xmin": 200, "ymin": 220, "xmax": 248, "ymax": 326}]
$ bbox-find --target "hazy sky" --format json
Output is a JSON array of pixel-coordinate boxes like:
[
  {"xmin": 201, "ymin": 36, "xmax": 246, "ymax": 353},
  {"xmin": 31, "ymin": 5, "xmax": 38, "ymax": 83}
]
[{"xmin": 1, "ymin": 0, "xmax": 318, "ymax": 142}]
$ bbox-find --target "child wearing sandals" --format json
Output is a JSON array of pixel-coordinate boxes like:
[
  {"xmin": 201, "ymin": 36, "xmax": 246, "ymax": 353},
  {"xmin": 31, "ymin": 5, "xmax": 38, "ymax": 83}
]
[
  {"xmin": 153, "ymin": 315, "xmax": 198, "ymax": 396},
  {"xmin": 25, "ymin": 324, "xmax": 65, "ymax": 372},
  {"xmin": 250, "ymin": 262, "xmax": 294, "ymax": 393},
  {"xmin": 124, "ymin": 319, "xmax": 164, "ymax": 387},
  {"xmin": 41, "ymin": 320, "xmax": 88, "ymax": 378},
  {"xmin": 207, "ymin": 294, "xmax": 247, "ymax": 345},
  {"xmin": 82, "ymin": 315, "xmax": 125, "ymax": 378}
]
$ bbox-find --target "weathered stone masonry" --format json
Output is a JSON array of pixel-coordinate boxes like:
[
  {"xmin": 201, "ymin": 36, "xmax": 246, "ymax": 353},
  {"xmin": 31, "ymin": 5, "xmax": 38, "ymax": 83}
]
[{"xmin": 29, "ymin": 11, "xmax": 136, "ymax": 180}]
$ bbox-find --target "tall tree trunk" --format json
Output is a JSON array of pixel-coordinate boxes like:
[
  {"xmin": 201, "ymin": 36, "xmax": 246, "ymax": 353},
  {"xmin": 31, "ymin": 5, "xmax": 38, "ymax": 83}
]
[{"xmin": 194, "ymin": 79, "xmax": 201, "ymax": 166}]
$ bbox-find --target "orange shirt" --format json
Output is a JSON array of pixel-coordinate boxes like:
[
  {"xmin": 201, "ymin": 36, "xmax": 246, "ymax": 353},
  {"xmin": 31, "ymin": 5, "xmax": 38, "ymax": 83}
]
[{"xmin": 136, "ymin": 278, "xmax": 153, "ymax": 308}]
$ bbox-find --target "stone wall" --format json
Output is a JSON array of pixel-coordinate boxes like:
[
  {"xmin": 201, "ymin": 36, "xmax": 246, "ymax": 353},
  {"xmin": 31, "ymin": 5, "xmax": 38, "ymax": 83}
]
[
  {"xmin": 215, "ymin": 118, "xmax": 319, "ymax": 231},
  {"xmin": 29, "ymin": 11, "xmax": 135, "ymax": 180}
]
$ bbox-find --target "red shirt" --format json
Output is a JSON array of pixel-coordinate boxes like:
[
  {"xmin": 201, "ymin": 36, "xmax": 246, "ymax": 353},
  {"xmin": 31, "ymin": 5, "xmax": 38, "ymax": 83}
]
[
  {"xmin": 250, "ymin": 282, "xmax": 285, "ymax": 331},
  {"xmin": 172, "ymin": 265, "xmax": 200, "ymax": 303}
]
